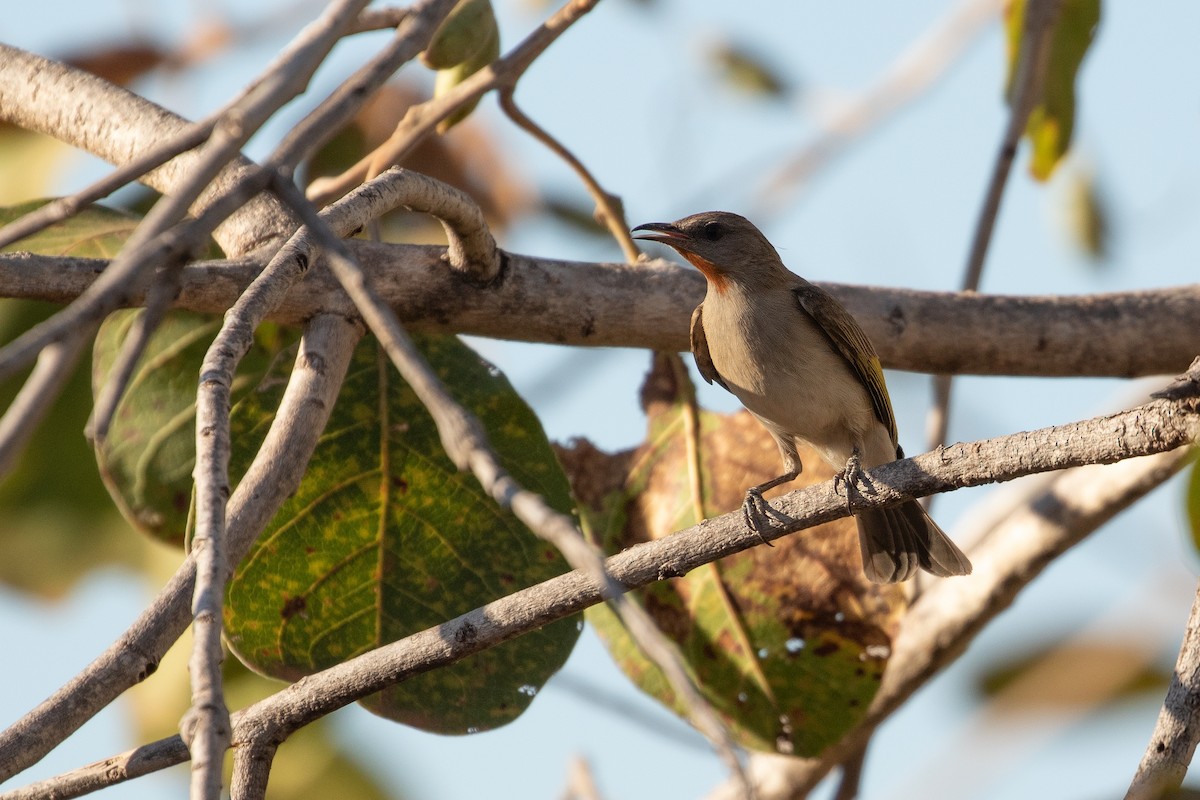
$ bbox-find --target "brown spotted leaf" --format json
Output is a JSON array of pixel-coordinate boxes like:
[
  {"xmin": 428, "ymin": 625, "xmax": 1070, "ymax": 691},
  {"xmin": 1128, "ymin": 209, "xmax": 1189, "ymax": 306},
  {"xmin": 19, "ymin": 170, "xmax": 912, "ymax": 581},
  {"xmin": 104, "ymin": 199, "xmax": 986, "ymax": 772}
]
[{"xmin": 560, "ymin": 354, "xmax": 906, "ymax": 756}]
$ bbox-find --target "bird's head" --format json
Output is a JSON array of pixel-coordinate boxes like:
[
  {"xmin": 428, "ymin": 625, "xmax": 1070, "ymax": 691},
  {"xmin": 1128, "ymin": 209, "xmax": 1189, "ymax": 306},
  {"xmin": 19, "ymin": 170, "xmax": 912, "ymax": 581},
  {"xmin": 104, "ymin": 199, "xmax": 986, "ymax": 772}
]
[{"xmin": 632, "ymin": 211, "xmax": 784, "ymax": 292}]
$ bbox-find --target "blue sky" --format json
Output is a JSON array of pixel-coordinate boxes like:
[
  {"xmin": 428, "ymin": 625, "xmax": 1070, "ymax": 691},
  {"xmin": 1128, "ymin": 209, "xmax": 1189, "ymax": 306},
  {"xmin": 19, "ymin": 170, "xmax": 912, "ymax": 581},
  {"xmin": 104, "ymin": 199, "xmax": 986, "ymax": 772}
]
[{"xmin": 4, "ymin": 1, "xmax": 1200, "ymax": 798}]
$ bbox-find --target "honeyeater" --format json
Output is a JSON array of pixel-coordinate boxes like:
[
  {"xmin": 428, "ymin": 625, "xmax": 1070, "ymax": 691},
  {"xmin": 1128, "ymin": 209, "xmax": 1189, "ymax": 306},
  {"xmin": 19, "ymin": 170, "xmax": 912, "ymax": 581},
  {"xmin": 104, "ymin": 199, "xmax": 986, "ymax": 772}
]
[{"xmin": 632, "ymin": 211, "xmax": 971, "ymax": 583}]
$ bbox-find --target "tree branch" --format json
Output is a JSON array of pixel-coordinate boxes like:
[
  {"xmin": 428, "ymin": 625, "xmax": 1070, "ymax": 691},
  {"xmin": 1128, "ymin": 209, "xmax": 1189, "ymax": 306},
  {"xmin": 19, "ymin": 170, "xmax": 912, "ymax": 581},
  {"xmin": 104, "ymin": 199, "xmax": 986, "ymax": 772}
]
[
  {"xmin": 3, "ymin": 248, "xmax": 1196, "ymax": 378},
  {"xmin": 1126, "ymin": 580, "xmax": 1200, "ymax": 799},
  {"xmin": 6, "ymin": 391, "xmax": 1198, "ymax": 799},
  {"xmin": 0, "ymin": 45, "xmax": 296, "ymax": 255},
  {"xmin": 928, "ymin": 0, "xmax": 1065, "ymax": 468}
]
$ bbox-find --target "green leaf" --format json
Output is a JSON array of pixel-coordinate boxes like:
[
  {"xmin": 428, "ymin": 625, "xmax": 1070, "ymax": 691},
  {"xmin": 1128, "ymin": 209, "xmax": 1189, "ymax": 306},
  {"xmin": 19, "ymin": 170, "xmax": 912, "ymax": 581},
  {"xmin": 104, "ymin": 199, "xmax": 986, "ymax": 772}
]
[
  {"xmin": 429, "ymin": 1, "xmax": 500, "ymax": 133},
  {"xmin": 1188, "ymin": 459, "xmax": 1200, "ymax": 556},
  {"xmin": 1005, "ymin": 0, "xmax": 1100, "ymax": 180},
  {"xmin": 571, "ymin": 355, "xmax": 905, "ymax": 756},
  {"xmin": 422, "ymin": 0, "xmax": 497, "ymax": 71},
  {"xmin": 93, "ymin": 310, "xmax": 289, "ymax": 545},
  {"xmin": 225, "ymin": 335, "xmax": 580, "ymax": 734},
  {"xmin": 0, "ymin": 199, "xmax": 139, "ymax": 257}
]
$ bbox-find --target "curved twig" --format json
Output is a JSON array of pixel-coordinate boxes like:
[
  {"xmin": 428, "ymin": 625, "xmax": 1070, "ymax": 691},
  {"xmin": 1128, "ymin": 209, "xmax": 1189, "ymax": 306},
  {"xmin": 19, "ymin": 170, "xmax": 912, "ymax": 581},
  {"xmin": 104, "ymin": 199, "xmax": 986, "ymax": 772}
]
[{"xmin": 498, "ymin": 89, "xmax": 639, "ymax": 263}]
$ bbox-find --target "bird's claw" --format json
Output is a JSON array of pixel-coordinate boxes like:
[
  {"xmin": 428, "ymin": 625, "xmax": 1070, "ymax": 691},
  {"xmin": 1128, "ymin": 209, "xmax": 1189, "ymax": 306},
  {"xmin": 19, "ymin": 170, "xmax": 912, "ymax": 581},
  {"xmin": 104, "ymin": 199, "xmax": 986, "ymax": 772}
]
[
  {"xmin": 833, "ymin": 450, "xmax": 871, "ymax": 514},
  {"xmin": 741, "ymin": 488, "xmax": 777, "ymax": 547}
]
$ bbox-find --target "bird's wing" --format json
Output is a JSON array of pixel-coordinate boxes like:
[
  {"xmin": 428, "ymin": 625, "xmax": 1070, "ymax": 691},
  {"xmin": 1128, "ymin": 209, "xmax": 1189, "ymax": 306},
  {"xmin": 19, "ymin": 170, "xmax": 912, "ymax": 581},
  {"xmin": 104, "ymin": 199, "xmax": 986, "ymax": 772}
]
[
  {"xmin": 792, "ymin": 283, "xmax": 898, "ymax": 446},
  {"xmin": 689, "ymin": 303, "xmax": 728, "ymax": 390}
]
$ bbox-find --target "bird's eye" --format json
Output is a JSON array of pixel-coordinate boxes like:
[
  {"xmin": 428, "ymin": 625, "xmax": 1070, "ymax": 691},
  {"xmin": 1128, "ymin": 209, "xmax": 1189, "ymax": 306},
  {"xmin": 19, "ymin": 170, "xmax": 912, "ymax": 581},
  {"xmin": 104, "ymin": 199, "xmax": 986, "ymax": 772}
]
[{"xmin": 702, "ymin": 221, "xmax": 724, "ymax": 241}]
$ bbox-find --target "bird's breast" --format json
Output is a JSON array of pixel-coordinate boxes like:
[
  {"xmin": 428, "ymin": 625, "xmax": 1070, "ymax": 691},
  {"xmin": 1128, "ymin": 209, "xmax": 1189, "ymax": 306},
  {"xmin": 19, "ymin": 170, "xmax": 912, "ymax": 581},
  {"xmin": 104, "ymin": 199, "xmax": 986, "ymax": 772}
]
[{"xmin": 699, "ymin": 286, "xmax": 883, "ymax": 465}]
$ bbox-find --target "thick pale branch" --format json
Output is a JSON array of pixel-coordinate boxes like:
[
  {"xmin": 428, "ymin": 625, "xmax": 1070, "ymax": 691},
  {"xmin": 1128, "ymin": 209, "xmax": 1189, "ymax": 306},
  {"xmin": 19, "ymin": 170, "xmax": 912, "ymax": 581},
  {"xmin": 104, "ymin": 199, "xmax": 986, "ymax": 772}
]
[
  {"xmin": 0, "ymin": 45, "xmax": 295, "ymax": 255},
  {"xmin": 7, "ymin": 392, "xmax": 1198, "ymax": 799},
  {"xmin": 2, "ymin": 249, "xmax": 1197, "ymax": 378},
  {"xmin": 230, "ymin": 742, "xmax": 276, "ymax": 800}
]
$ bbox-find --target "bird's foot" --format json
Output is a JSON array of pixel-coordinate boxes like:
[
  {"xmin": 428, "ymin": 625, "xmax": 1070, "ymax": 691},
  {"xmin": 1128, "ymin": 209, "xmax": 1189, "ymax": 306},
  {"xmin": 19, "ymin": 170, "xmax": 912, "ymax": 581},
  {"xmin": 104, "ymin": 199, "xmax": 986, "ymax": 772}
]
[
  {"xmin": 832, "ymin": 449, "xmax": 873, "ymax": 514},
  {"xmin": 741, "ymin": 488, "xmax": 785, "ymax": 547}
]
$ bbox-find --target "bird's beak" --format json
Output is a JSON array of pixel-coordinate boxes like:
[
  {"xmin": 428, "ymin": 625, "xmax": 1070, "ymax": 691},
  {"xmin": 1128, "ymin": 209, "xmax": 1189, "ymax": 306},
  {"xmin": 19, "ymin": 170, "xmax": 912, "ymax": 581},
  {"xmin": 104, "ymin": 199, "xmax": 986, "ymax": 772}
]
[{"xmin": 631, "ymin": 222, "xmax": 688, "ymax": 246}]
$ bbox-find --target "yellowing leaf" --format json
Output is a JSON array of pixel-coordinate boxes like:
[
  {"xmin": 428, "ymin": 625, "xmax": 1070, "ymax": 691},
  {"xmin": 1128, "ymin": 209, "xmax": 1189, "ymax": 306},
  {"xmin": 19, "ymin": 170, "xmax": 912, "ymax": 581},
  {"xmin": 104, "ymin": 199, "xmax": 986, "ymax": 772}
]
[
  {"xmin": 1005, "ymin": 0, "xmax": 1101, "ymax": 180},
  {"xmin": 710, "ymin": 42, "xmax": 789, "ymax": 99},
  {"xmin": 1058, "ymin": 163, "xmax": 1109, "ymax": 261},
  {"xmin": 0, "ymin": 199, "xmax": 139, "ymax": 258}
]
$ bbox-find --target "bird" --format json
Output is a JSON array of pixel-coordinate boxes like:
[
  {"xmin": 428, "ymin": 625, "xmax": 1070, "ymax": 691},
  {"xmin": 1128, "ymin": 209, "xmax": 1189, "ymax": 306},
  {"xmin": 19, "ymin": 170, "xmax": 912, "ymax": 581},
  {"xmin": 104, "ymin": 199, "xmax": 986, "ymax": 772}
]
[{"xmin": 632, "ymin": 211, "xmax": 971, "ymax": 583}]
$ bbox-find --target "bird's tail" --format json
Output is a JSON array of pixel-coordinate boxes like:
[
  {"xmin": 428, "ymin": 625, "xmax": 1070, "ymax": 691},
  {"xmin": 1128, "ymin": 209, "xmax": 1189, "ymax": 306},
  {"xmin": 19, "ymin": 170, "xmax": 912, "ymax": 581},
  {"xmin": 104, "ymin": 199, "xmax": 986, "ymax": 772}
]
[{"xmin": 855, "ymin": 500, "xmax": 972, "ymax": 584}]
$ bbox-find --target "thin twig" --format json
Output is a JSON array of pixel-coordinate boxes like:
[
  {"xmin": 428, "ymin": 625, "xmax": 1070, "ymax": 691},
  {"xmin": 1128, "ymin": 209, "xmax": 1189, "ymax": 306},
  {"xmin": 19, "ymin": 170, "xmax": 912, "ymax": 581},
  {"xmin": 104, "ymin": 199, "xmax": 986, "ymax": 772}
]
[
  {"xmin": 927, "ymin": 0, "xmax": 1064, "ymax": 468},
  {"xmin": 145, "ymin": 5, "xmax": 380, "ymax": 798},
  {"xmin": 271, "ymin": 0, "xmax": 461, "ymax": 172},
  {"xmin": 0, "ymin": 0, "xmax": 438, "ymax": 253},
  {"xmin": 498, "ymin": 89, "xmax": 639, "ymax": 263},
  {"xmin": 0, "ymin": 45, "xmax": 292, "ymax": 254},
  {"xmin": 88, "ymin": 258, "xmax": 188, "ymax": 441},
  {"xmin": 0, "ymin": 3, "xmax": 369, "ymax": 391},
  {"xmin": 0, "ymin": 328, "xmax": 93, "ymax": 478},
  {"xmin": 833, "ymin": 744, "xmax": 867, "ymax": 800},
  {"xmin": 0, "ymin": 0, "xmax": 455, "ymax": 444},
  {"xmin": 1126, "ymin": 580, "xmax": 1200, "ymax": 799},
  {"xmin": 10, "ymin": 391, "xmax": 1199, "ymax": 800},
  {"xmin": 0, "ymin": 123, "xmax": 212, "ymax": 251},
  {"xmin": 961, "ymin": 0, "xmax": 1063, "ymax": 293},
  {"xmin": 87, "ymin": 0, "xmax": 461, "ymax": 444},
  {"xmin": 307, "ymin": 0, "xmax": 604, "ymax": 206},
  {"xmin": 184, "ymin": 167, "xmax": 475, "ymax": 798},
  {"xmin": 0, "ymin": 2, "xmax": 470, "ymax": 779},
  {"xmin": 561, "ymin": 756, "xmax": 605, "ymax": 800},
  {"xmin": 347, "ymin": 5, "xmax": 412, "ymax": 35}
]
